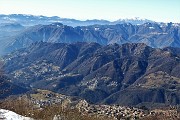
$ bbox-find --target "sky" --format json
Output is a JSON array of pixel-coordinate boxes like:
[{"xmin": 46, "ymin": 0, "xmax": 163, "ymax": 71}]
[{"xmin": 0, "ymin": 0, "xmax": 179, "ymax": 23}]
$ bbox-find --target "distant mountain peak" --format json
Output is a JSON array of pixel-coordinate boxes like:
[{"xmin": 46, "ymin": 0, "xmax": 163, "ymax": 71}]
[
  {"xmin": 0, "ymin": 14, "xmax": 156, "ymax": 27},
  {"xmin": 117, "ymin": 17, "xmax": 149, "ymax": 21},
  {"xmin": 114, "ymin": 17, "xmax": 154, "ymax": 25}
]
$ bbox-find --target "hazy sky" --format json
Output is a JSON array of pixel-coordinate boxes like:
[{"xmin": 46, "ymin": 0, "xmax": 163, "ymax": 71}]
[{"xmin": 0, "ymin": 0, "xmax": 179, "ymax": 23}]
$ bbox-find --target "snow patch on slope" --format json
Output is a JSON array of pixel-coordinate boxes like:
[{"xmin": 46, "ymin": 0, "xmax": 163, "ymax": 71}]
[{"xmin": 0, "ymin": 109, "xmax": 33, "ymax": 120}]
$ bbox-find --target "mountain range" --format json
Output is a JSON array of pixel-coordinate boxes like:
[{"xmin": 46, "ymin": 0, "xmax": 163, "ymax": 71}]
[
  {"xmin": 1, "ymin": 22, "xmax": 180, "ymax": 55},
  {"xmin": 3, "ymin": 42, "xmax": 180, "ymax": 107},
  {"xmin": 0, "ymin": 14, "xmax": 153, "ymax": 27},
  {"xmin": 0, "ymin": 14, "xmax": 156, "ymax": 55},
  {"xmin": 0, "ymin": 14, "xmax": 180, "ymax": 108}
]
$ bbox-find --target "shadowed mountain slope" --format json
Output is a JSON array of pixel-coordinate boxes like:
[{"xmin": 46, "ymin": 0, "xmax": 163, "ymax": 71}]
[{"xmin": 3, "ymin": 42, "xmax": 180, "ymax": 107}]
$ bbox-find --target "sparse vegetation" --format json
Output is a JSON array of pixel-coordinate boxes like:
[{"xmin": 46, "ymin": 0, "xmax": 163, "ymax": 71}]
[
  {"xmin": 1, "ymin": 96, "xmax": 179, "ymax": 120},
  {"xmin": 0, "ymin": 98, "xmax": 113, "ymax": 120}
]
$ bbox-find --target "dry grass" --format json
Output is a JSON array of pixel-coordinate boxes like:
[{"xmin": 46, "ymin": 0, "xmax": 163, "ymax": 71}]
[
  {"xmin": 141, "ymin": 115, "xmax": 180, "ymax": 120},
  {"xmin": 0, "ymin": 97, "xmax": 113, "ymax": 120},
  {"xmin": 141, "ymin": 109, "xmax": 180, "ymax": 120}
]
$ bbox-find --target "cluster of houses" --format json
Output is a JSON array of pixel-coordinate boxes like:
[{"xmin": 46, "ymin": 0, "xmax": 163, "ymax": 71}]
[
  {"xmin": 76, "ymin": 100, "xmax": 147, "ymax": 120},
  {"xmin": 29, "ymin": 90, "xmax": 71, "ymax": 108}
]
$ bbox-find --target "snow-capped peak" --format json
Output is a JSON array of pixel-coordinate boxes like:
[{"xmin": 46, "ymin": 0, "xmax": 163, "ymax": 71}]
[{"xmin": 116, "ymin": 17, "xmax": 150, "ymax": 21}]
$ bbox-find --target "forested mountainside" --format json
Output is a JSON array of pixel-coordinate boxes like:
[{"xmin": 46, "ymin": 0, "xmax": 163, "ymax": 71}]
[
  {"xmin": 3, "ymin": 42, "xmax": 180, "ymax": 107},
  {"xmin": 0, "ymin": 68, "xmax": 28, "ymax": 99}
]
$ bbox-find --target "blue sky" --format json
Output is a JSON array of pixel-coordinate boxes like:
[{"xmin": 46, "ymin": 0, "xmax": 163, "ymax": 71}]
[{"xmin": 0, "ymin": 0, "xmax": 179, "ymax": 23}]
